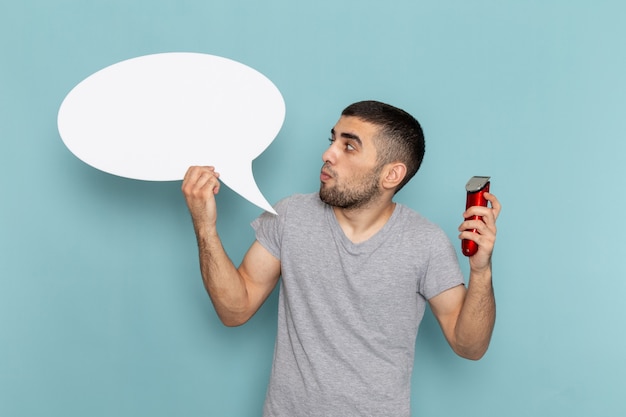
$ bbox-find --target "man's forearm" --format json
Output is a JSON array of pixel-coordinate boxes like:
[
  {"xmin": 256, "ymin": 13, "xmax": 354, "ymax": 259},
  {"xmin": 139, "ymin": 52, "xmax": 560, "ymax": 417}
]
[
  {"xmin": 194, "ymin": 224, "xmax": 251, "ymax": 326},
  {"xmin": 454, "ymin": 267, "xmax": 496, "ymax": 360}
]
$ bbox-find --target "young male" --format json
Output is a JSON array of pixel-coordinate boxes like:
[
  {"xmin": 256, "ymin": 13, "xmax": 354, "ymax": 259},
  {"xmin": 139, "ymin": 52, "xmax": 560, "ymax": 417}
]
[{"xmin": 182, "ymin": 100, "xmax": 501, "ymax": 416}]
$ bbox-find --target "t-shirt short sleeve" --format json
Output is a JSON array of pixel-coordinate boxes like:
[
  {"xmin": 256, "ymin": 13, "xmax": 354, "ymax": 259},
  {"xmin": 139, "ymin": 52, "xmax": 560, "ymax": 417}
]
[
  {"xmin": 419, "ymin": 227, "xmax": 465, "ymax": 300},
  {"xmin": 251, "ymin": 197, "xmax": 290, "ymax": 260}
]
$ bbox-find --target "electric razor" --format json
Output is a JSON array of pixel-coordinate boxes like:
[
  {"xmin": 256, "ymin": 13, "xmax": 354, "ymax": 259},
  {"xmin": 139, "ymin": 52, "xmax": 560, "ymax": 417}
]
[{"xmin": 462, "ymin": 176, "xmax": 491, "ymax": 257}]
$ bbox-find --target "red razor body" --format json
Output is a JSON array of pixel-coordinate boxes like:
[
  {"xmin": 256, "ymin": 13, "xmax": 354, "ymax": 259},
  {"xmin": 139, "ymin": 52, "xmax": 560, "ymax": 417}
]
[{"xmin": 462, "ymin": 176, "xmax": 490, "ymax": 257}]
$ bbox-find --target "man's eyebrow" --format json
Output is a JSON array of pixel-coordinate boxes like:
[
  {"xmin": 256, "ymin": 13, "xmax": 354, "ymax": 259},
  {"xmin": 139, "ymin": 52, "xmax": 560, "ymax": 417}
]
[{"xmin": 330, "ymin": 128, "xmax": 362, "ymax": 146}]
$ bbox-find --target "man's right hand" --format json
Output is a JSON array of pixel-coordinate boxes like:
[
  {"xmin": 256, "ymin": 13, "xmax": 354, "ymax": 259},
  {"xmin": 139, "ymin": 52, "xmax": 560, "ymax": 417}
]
[{"xmin": 182, "ymin": 166, "xmax": 221, "ymax": 229}]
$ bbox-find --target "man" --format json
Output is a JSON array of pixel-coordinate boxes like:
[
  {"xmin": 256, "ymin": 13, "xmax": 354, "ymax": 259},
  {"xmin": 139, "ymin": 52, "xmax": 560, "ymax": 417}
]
[{"xmin": 182, "ymin": 100, "xmax": 501, "ymax": 416}]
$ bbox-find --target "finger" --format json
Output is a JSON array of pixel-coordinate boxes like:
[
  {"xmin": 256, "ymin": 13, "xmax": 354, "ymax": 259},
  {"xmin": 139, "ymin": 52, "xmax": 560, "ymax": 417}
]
[
  {"xmin": 463, "ymin": 205, "xmax": 493, "ymax": 223},
  {"xmin": 188, "ymin": 167, "xmax": 218, "ymax": 186},
  {"xmin": 183, "ymin": 166, "xmax": 203, "ymax": 187},
  {"xmin": 484, "ymin": 192, "xmax": 501, "ymax": 220},
  {"xmin": 459, "ymin": 227, "xmax": 495, "ymax": 252},
  {"xmin": 208, "ymin": 177, "xmax": 221, "ymax": 195},
  {"xmin": 193, "ymin": 170, "xmax": 221, "ymax": 194},
  {"xmin": 459, "ymin": 218, "xmax": 493, "ymax": 236},
  {"xmin": 464, "ymin": 203, "xmax": 498, "ymax": 230},
  {"xmin": 182, "ymin": 167, "xmax": 220, "ymax": 197},
  {"xmin": 460, "ymin": 214, "xmax": 497, "ymax": 239},
  {"xmin": 184, "ymin": 165, "xmax": 217, "ymax": 181}
]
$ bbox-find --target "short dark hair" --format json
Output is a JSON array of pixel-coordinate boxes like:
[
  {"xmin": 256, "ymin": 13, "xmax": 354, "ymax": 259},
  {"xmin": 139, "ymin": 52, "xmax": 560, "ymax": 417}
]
[{"xmin": 341, "ymin": 100, "xmax": 425, "ymax": 193}]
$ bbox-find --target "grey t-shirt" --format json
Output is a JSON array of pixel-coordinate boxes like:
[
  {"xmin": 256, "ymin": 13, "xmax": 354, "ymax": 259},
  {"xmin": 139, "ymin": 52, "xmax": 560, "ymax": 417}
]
[{"xmin": 252, "ymin": 193, "xmax": 464, "ymax": 417}]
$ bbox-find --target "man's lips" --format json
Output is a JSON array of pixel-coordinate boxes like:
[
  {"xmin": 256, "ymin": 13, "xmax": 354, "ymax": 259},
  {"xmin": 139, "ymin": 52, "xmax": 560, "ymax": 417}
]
[{"xmin": 320, "ymin": 167, "xmax": 333, "ymax": 182}]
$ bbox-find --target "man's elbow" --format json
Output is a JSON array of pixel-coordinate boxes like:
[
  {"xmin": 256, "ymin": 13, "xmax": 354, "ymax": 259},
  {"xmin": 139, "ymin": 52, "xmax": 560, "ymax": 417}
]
[
  {"xmin": 452, "ymin": 342, "xmax": 490, "ymax": 361},
  {"xmin": 457, "ymin": 350, "xmax": 487, "ymax": 361},
  {"xmin": 221, "ymin": 319, "xmax": 247, "ymax": 327},
  {"xmin": 217, "ymin": 310, "xmax": 254, "ymax": 327}
]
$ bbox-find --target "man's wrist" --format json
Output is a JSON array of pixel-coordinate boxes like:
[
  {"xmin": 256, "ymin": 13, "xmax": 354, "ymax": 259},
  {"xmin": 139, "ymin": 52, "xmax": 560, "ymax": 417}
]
[{"xmin": 469, "ymin": 264, "xmax": 492, "ymax": 282}]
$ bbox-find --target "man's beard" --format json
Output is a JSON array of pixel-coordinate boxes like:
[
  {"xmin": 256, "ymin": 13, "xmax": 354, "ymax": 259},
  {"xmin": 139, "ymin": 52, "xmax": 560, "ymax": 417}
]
[{"xmin": 319, "ymin": 164, "xmax": 383, "ymax": 210}]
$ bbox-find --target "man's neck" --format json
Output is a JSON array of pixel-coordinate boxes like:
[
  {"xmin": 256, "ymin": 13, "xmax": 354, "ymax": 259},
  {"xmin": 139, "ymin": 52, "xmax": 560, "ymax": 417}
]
[{"xmin": 332, "ymin": 198, "xmax": 396, "ymax": 244}]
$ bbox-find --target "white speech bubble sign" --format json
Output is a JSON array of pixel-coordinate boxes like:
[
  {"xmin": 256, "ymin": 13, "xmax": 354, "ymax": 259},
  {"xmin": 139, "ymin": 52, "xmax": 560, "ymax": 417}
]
[{"xmin": 58, "ymin": 52, "xmax": 285, "ymax": 214}]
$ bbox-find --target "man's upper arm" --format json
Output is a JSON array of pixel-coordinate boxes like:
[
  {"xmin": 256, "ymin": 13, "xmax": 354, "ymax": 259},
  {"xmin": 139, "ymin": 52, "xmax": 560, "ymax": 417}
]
[
  {"xmin": 428, "ymin": 284, "xmax": 466, "ymax": 347},
  {"xmin": 238, "ymin": 240, "xmax": 281, "ymax": 313}
]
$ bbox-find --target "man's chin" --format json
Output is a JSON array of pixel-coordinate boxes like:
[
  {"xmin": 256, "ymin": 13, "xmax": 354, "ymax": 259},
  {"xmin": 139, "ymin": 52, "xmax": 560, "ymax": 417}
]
[{"xmin": 318, "ymin": 188, "xmax": 333, "ymax": 206}]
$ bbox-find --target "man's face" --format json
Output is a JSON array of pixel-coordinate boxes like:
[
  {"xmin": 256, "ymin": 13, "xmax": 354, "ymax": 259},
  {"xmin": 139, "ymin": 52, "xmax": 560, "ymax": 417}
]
[{"xmin": 319, "ymin": 116, "xmax": 384, "ymax": 209}]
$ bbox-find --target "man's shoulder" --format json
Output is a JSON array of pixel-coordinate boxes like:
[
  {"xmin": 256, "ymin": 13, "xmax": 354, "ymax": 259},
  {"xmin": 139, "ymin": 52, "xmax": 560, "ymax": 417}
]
[
  {"xmin": 394, "ymin": 202, "xmax": 436, "ymax": 227},
  {"xmin": 393, "ymin": 203, "xmax": 451, "ymax": 241},
  {"xmin": 275, "ymin": 192, "xmax": 323, "ymax": 214}
]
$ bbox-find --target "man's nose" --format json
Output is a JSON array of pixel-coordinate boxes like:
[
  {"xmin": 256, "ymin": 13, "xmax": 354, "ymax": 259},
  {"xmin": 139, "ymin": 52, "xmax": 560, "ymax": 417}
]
[{"xmin": 322, "ymin": 144, "xmax": 336, "ymax": 164}]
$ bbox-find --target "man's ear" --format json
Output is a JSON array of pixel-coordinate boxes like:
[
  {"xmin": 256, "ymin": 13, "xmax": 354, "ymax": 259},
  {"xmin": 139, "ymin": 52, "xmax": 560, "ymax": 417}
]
[{"xmin": 381, "ymin": 162, "xmax": 407, "ymax": 191}]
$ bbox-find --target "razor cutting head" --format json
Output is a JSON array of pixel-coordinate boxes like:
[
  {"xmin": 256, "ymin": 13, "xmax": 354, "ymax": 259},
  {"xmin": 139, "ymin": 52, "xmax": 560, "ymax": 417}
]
[{"xmin": 465, "ymin": 176, "xmax": 491, "ymax": 193}]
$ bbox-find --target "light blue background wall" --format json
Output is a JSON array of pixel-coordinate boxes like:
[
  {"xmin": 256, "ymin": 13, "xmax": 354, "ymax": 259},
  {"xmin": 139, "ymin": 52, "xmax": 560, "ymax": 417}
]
[{"xmin": 2, "ymin": 0, "xmax": 625, "ymax": 416}]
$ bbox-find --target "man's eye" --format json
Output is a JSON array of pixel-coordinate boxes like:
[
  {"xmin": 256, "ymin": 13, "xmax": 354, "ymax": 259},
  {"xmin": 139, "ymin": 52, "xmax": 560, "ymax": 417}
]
[{"xmin": 327, "ymin": 137, "xmax": 354, "ymax": 151}]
